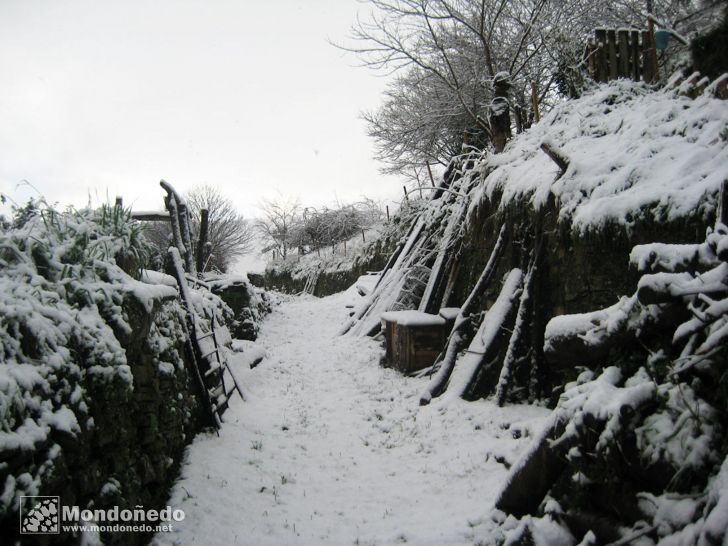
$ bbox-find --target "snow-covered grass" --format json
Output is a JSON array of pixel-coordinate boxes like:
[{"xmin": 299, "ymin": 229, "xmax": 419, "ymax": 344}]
[
  {"xmin": 0, "ymin": 205, "xmax": 182, "ymax": 514},
  {"xmin": 469, "ymin": 79, "xmax": 728, "ymax": 231},
  {"xmin": 153, "ymin": 284, "xmax": 549, "ymax": 546},
  {"xmin": 266, "ymin": 224, "xmax": 385, "ymax": 282}
]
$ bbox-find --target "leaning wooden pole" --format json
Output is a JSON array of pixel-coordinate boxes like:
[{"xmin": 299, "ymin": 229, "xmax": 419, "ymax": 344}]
[
  {"xmin": 420, "ymin": 224, "xmax": 507, "ymax": 405},
  {"xmin": 495, "ymin": 253, "xmax": 536, "ymax": 406},
  {"xmin": 160, "ymin": 180, "xmax": 197, "ymax": 275}
]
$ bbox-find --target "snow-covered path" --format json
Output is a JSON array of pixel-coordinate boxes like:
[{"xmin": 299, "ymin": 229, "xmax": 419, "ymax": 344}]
[{"xmin": 153, "ymin": 288, "xmax": 549, "ymax": 546}]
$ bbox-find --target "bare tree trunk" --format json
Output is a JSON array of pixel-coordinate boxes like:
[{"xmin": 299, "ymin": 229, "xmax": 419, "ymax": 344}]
[{"xmin": 490, "ymin": 73, "xmax": 512, "ymax": 153}]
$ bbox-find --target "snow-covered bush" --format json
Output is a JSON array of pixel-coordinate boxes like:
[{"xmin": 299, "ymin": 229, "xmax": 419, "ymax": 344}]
[
  {"xmin": 0, "ymin": 203, "xmax": 210, "ymax": 543},
  {"xmin": 484, "ymin": 221, "xmax": 728, "ymax": 545}
]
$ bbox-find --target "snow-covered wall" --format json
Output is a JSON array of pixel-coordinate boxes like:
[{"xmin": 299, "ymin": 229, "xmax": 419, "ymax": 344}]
[{"xmin": 0, "ymin": 208, "xmax": 214, "ymax": 545}]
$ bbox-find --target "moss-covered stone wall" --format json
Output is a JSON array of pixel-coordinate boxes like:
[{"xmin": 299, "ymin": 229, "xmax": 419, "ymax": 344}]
[
  {"xmin": 0, "ymin": 293, "xmax": 207, "ymax": 546},
  {"xmin": 449, "ymin": 189, "xmax": 711, "ymax": 392}
]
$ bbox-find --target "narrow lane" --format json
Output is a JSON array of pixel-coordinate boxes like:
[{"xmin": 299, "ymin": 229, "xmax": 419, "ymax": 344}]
[{"xmin": 153, "ymin": 287, "xmax": 548, "ymax": 546}]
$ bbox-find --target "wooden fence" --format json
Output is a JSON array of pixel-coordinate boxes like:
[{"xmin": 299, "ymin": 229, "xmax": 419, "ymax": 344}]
[{"xmin": 585, "ymin": 28, "xmax": 658, "ymax": 84}]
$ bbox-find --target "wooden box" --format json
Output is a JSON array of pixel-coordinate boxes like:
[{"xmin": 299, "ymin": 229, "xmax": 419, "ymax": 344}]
[{"xmin": 381, "ymin": 311, "xmax": 448, "ymax": 373}]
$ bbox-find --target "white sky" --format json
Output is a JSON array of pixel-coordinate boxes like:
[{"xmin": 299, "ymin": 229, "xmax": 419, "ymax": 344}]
[{"xmin": 0, "ymin": 0, "xmax": 403, "ymax": 227}]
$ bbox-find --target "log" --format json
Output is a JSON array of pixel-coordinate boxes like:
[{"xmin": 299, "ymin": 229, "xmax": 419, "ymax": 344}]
[
  {"xmin": 540, "ymin": 142, "xmax": 570, "ymax": 174},
  {"xmin": 496, "ymin": 253, "xmax": 536, "ymax": 406},
  {"xmin": 495, "ymin": 413, "xmax": 570, "ymax": 516},
  {"xmin": 418, "ymin": 195, "xmax": 469, "ymax": 313},
  {"xmin": 446, "ymin": 269, "xmax": 523, "ymax": 401},
  {"xmin": 420, "ymin": 224, "xmax": 507, "ymax": 405}
]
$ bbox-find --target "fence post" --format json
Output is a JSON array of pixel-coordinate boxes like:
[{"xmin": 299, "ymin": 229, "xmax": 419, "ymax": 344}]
[
  {"xmin": 631, "ymin": 30, "xmax": 641, "ymax": 81},
  {"xmin": 595, "ymin": 29, "xmax": 608, "ymax": 83},
  {"xmin": 196, "ymin": 208, "xmax": 209, "ymax": 274},
  {"xmin": 617, "ymin": 30, "xmax": 630, "ymax": 78}
]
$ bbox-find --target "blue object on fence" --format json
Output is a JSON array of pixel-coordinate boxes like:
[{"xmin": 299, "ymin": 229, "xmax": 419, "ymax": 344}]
[{"xmin": 655, "ymin": 29, "xmax": 671, "ymax": 50}]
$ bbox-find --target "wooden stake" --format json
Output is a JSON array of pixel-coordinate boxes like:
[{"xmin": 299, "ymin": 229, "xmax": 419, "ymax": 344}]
[
  {"xmin": 386, "ymin": 205, "xmax": 390, "ymax": 222},
  {"xmin": 196, "ymin": 208, "xmax": 209, "ymax": 274},
  {"xmin": 719, "ymin": 179, "xmax": 728, "ymax": 227},
  {"xmin": 403, "ymin": 186, "xmax": 409, "ymax": 202},
  {"xmin": 361, "ymin": 229, "xmax": 366, "ymax": 243},
  {"xmin": 530, "ymin": 82, "xmax": 540, "ymax": 123},
  {"xmin": 426, "ymin": 163, "xmax": 436, "ymax": 186},
  {"xmin": 647, "ymin": 18, "xmax": 659, "ymax": 83},
  {"xmin": 540, "ymin": 142, "xmax": 570, "ymax": 173}
]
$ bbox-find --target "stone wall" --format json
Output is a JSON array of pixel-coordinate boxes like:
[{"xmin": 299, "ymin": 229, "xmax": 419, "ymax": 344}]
[
  {"xmin": 449, "ymin": 189, "xmax": 711, "ymax": 392},
  {"xmin": 0, "ymin": 292, "xmax": 208, "ymax": 546}
]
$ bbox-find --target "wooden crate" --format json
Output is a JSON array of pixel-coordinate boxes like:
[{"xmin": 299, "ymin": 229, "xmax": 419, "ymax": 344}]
[{"xmin": 381, "ymin": 311, "xmax": 448, "ymax": 373}]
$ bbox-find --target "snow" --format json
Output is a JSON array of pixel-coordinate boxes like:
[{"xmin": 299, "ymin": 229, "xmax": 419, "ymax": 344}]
[
  {"xmin": 380, "ymin": 310, "xmax": 447, "ymax": 327},
  {"xmin": 468, "ymin": 80, "xmax": 728, "ymax": 232},
  {"xmin": 439, "ymin": 307, "xmax": 460, "ymax": 320},
  {"xmin": 442, "ymin": 269, "xmax": 523, "ymax": 403},
  {"xmin": 153, "ymin": 286, "xmax": 550, "ymax": 546}
]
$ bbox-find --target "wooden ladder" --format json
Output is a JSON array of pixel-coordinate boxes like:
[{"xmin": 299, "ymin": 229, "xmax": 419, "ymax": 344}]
[
  {"xmin": 160, "ymin": 181, "xmax": 245, "ymax": 429},
  {"xmin": 169, "ymin": 247, "xmax": 244, "ymax": 430},
  {"xmin": 192, "ymin": 294, "xmax": 245, "ymax": 422}
]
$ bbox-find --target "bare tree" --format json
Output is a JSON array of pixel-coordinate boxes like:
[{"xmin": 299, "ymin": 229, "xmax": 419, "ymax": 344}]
[
  {"xmin": 342, "ymin": 0, "xmax": 719, "ymax": 178},
  {"xmin": 185, "ymin": 185, "xmax": 254, "ymax": 273},
  {"xmin": 143, "ymin": 185, "xmax": 253, "ymax": 273},
  {"xmin": 254, "ymin": 195, "xmax": 302, "ymax": 260}
]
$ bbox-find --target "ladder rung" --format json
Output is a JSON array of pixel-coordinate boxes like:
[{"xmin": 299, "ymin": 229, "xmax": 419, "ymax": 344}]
[
  {"xmin": 201, "ymin": 348, "xmax": 219, "ymax": 360},
  {"xmin": 210, "ymin": 384, "xmax": 225, "ymax": 400},
  {"xmin": 204, "ymin": 362, "xmax": 222, "ymax": 377},
  {"xmin": 212, "ymin": 391, "xmax": 233, "ymax": 412}
]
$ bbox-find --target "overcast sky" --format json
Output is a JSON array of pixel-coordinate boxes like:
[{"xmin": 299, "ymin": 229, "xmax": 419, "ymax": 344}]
[{"xmin": 0, "ymin": 0, "xmax": 402, "ymax": 226}]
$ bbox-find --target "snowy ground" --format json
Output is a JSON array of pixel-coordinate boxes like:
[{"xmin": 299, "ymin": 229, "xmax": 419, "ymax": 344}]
[{"xmin": 153, "ymin": 286, "xmax": 549, "ymax": 546}]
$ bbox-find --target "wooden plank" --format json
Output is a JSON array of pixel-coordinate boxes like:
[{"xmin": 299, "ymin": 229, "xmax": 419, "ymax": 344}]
[
  {"xmin": 607, "ymin": 29, "xmax": 618, "ymax": 81},
  {"xmin": 641, "ymin": 30, "xmax": 654, "ymax": 83},
  {"xmin": 719, "ymin": 180, "xmax": 728, "ymax": 227},
  {"xmin": 631, "ymin": 30, "xmax": 641, "ymax": 81},
  {"xmin": 617, "ymin": 30, "xmax": 630, "ymax": 78},
  {"xmin": 594, "ymin": 29, "xmax": 608, "ymax": 83},
  {"xmin": 131, "ymin": 211, "xmax": 170, "ymax": 222}
]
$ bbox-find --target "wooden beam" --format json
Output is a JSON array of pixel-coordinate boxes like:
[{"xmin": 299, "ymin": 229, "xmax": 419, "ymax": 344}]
[
  {"xmin": 131, "ymin": 211, "xmax": 171, "ymax": 222},
  {"xmin": 540, "ymin": 142, "xmax": 570, "ymax": 174}
]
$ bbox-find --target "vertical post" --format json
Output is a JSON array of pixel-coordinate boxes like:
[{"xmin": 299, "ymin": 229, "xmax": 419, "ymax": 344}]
[
  {"xmin": 631, "ymin": 30, "xmax": 641, "ymax": 81},
  {"xmin": 719, "ymin": 180, "xmax": 728, "ymax": 227},
  {"xmin": 196, "ymin": 208, "xmax": 209, "ymax": 274},
  {"xmin": 426, "ymin": 163, "xmax": 436, "ymax": 187},
  {"xmin": 344, "ymin": 239, "xmax": 347, "ymax": 256},
  {"xmin": 641, "ymin": 30, "xmax": 654, "ymax": 83},
  {"xmin": 361, "ymin": 229, "xmax": 366, "ymax": 243},
  {"xmin": 386, "ymin": 205, "xmax": 390, "ymax": 222},
  {"xmin": 617, "ymin": 30, "xmax": 630, "ymax": 78},
  {"xmin": 115, "ymin": 196, "xmax": 123, "ymax": 208},
  {"xmin": 645, "ymin": 20, "xmax": 659, "ymax": 83},
  {"xmin": 530, "ymin": 82, "xmax": 540, "ymax": 123},
  {"xmin": 595, "ymin": 29, "xmax": 608, "ymax": 83},
  {"xmin": 607, "ymin": 29, "xmax": 618, "ymax": 81},
  {"xmin": 403, "ymin": 186, "xmax": 409, "ymax": 202}
]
